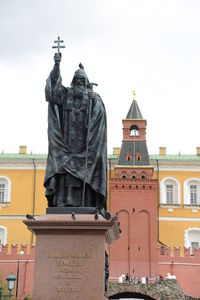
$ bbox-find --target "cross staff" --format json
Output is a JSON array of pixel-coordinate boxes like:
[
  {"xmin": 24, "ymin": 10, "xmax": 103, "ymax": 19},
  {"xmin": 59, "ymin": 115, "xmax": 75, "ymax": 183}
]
[{"xmin": 52, "ymin": 36, "xmax": 65, "ymax": 53}]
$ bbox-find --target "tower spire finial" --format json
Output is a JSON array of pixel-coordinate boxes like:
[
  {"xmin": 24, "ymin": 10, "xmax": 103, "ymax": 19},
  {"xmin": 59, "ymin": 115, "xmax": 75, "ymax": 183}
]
[{"xmin": 132, "ymin": 89, "xmax": 136, "ymax": 101}]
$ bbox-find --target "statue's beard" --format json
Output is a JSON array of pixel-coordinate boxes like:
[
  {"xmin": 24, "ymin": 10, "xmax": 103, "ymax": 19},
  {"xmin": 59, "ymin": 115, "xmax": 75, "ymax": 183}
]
[{"xmin": 74, "ymin": 85, "xmax": 85, "ymax": 99}]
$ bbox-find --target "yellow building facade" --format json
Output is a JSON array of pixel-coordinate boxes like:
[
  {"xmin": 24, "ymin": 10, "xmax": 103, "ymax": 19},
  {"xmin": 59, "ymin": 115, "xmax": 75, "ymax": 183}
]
[
  {"xmin": 1, "ymin": 146, "xmax": 200, "ymax": 252},
  {"xmin": 0, "ymin": 147, "xmax": 47, "ymax": 244},
  {"xmin": 151, "ymin": 146, "xmax": 200, "ymax": 252}
]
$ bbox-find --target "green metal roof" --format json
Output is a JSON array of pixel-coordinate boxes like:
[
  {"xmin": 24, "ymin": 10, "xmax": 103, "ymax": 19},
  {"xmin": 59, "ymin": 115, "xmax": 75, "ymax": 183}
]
[
  {"xmin": 0, "ymin": 153, "xmax": 119, "ymax": 160},
  {"xmin": 0, "ymin": 153, "xmax": 47, "ymax": 160},
  {"xmin": 150, "ymin": 154, "xmax": 200, "ymax": 161},
  {"xmin": 107, "ymin": 154, "xmax": 119, "ymax": 159}
]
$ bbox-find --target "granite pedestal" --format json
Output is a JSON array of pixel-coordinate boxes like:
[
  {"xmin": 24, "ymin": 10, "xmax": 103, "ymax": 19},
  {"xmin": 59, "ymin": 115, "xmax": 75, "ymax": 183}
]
[{"xmin": 24, "ymin": 214, "xmax": 119, "ymax": 300}]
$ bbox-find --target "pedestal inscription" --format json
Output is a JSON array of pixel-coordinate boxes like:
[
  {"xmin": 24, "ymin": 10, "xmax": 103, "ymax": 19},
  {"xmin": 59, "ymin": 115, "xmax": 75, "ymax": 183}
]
[
  {"xmin": 51, "ymin": 251, "xmax": 93, "ymax": 295},
  {"xmin": 24, "ymin": 214, "xmax": 119, "ymax": 300}
]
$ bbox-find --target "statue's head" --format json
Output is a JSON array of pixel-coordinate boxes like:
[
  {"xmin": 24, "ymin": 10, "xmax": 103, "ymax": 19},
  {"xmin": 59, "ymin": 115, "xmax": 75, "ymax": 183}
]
[{"xmin": 71, "ymin": 63, "xmax": 89, "ymax": 89}]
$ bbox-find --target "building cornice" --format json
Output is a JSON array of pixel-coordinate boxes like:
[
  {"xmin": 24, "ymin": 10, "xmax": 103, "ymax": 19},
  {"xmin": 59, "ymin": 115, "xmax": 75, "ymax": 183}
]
[
  {"xmin": 115, "ymin": 165, "xmax": 154, "ymax": 169},
  {"xmin": 159, "ymin": 217, "xmax": 200, "ymax": 222}
]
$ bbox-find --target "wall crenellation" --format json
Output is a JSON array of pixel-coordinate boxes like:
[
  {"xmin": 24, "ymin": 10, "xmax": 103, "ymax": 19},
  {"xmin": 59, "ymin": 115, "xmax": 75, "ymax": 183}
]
[
  {"xmin": 0, "ymin": 244, "xmax": 35, "ymax": 257},
  {"xmin": 157, "ymin": 246, "xmax": 200, "ymax": 262}
]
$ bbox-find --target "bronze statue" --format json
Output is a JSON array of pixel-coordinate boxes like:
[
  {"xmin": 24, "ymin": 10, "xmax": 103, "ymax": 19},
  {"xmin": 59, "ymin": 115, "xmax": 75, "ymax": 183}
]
[{"xmin": 44, "ymin": 37, "xmax": 109, "ymax": 218}]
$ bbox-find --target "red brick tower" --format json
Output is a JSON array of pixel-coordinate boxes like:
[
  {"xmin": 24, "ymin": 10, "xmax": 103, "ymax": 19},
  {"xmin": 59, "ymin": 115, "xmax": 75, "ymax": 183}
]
[{"xmin": 109, "ymin": 92, "xmax": 158, "ymax": 280}]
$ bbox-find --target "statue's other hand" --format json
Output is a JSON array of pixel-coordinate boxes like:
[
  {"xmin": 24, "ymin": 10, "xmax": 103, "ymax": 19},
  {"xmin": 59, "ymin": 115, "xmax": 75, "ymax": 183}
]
[
  {"xmin": 88, "ymin": 90, "xmax": 95, "ymax": 99},
  {"xmin": 54, "ymin": 53, "xmax": 62, "ymax": 65}
]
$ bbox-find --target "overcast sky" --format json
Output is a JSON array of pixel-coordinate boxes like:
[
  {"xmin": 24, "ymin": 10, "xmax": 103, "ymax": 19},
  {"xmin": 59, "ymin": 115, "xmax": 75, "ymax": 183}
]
[{"xmin": 1, "ymin": 0, "xmax": 200, "ymax": 155}]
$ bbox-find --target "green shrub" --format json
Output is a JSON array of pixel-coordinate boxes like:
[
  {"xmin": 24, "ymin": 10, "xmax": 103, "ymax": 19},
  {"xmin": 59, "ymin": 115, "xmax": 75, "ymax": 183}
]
[{"xmin": 24, "ymin": 296, "xmax": 32, "ymax": 300}]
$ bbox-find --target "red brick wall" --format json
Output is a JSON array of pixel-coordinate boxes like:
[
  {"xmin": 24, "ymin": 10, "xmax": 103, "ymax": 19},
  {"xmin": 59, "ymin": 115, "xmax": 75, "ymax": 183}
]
[
  {"xmin": 122, "ymin": 119, "xmax": 147, "ymax": 141},
  {"xmin": 0, "ymin": 244, "xmax": 35, "ymax": 300},
  {"xmin": 109, "ymin": 174, "xmax": 158, "ymax": 279},
  {"xmin": 157, "ymin": 247, "xmax": 200, "ymax": 298},
  {"xmin": 109, "ymin": 165, "xmax": 200, "ymax": 298},
  {"xmin": 0, "ymin": 245, "xmax": 200, "ymax": 298}
]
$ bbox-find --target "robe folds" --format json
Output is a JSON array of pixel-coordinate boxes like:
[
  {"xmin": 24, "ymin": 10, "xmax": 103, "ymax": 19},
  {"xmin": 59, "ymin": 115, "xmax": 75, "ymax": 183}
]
[{"xmin": 44, "ymin": 72, "xmax": 107, "ymax": 209}]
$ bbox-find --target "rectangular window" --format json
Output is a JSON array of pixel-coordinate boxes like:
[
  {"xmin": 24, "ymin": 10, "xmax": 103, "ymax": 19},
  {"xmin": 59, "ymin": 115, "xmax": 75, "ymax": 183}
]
[
  {"xmin": 166, "ymin": 185, "xmax": 173, "ymax": 204},
  {"xmin": 160, "ymin": 245, "xmax": 165, "ymax": 255},
  {"xmin": 190, "ymin": 185, "xmax": 197, "ymax": 205},
  {"xmin": 0, "ymin": 184, "xmax": 5, "ymax": 203},
  {"xmin": 191, "ymin": 242, "xmax": 199, "ymax": 256}
]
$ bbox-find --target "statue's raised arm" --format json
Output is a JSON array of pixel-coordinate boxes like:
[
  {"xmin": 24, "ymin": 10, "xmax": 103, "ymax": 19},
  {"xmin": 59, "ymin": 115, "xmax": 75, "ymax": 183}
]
[
  {"xmin": 51, "ymin": 53, "xmax": 61, "ymax": 79},
  {"xmin": 45, "ymin": 37, "xmax": 65, "ymax": 104}
]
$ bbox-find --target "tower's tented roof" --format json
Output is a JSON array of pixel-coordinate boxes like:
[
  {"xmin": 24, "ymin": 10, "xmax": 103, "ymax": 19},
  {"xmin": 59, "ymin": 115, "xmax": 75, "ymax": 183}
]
[{"xmin": 126, "ymin": 100, "xmax": 143, "ymax": 119}]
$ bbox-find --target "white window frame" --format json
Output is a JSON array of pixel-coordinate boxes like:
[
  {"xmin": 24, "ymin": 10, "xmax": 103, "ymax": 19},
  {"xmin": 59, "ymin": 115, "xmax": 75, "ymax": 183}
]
[
  {"xmin": 185, "ymin": 228, "xmax": 200, "ymax": 255},
  {"xmin": 0, "ymin": 226, "xmax": 7, "ymax": 245},
  {"xmin": 191, "ymin": 242, "xmax": 199, "ymax": 256},
  {"xmin": 190, "ymin": 185, "xmax": 197, "ymax": 205},
  {"xmin": 160, "ymin": 177, "xmax": 181, "ymax": 206},
  {"xmin": 184, "ymin": 178, "xmax": 200, "ymax": 207},
  {"xmin": 0, "ymin": 176, "xmax": 11, "ymax": 205},
  {"xmin": 166, "ymin": 184, "xmax": 173, "ymax": 204},
  {"xmin": 0, "ymin": 183, "xmax": 6, "ymax": 202}
]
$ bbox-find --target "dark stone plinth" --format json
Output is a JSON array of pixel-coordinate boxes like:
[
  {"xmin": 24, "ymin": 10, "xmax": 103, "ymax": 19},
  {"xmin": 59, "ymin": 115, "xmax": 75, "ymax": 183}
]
[
  {"xmin": 46, "ymin": 206, "xmax": 95, "ymax": 214},
  {"xmin": 24, "ymin": 214, "xmax": 119, "ymax": 300}
]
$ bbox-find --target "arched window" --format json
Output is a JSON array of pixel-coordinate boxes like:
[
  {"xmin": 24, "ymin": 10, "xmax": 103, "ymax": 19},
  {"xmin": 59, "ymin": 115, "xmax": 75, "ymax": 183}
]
[
  {"xmin": 0, "ymin": 176, "xmax": 11, "ymax": 204},
  {"xmin": 130, "ymin": 125, "xmax": 139, "ymax": 136},
  {"xmin": 0, "ymin": 226, "xmax": 7, "ymax": 246},
  {"xmin": 121, "ymin": 173, "xmax": 127, "ymax": 180},
  {"xmin": 136, "ymin": 152, "xmax": 142, "ymax": 161},
  {"xmin": 131, "ymin": 173, "xmax": 137, "ymax": 180},
  {"xmin": 184, "ymin": 178, "xmax": 200, "ymax": 207},
  {"xmin": 160, "ymin": 177, "xmax": 180, "ymax": 206},
  {"xmin": 141, "ymin": 173, "xmax": 146, "ymax": 180},
  {"xmin": 126, "ymin": 151, "xmax": 132, "ymax": 161},
  {"xmin": 185, "ymin": 228, "xmax": 200, "ymax": 255}
]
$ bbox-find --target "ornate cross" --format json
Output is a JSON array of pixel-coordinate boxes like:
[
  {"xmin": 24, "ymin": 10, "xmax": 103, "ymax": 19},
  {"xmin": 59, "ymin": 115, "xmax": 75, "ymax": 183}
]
[
  {"xmin": 52, "ymin": 36, "xmax": 65, "ymax": 53},
  {"xmin": 132, "ymin": 89, "xmax": 136, "ymax": 100}
]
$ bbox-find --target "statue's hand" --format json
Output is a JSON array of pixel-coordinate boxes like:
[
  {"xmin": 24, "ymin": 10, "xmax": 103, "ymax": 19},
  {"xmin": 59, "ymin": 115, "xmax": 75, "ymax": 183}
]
[
  {"xmin": 54, "ymin": 53, "xmax": 62, "ymax": 66},
  {"xmin": 88, "ymin": 90, "xmax": 95, "ymax": 99}
]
